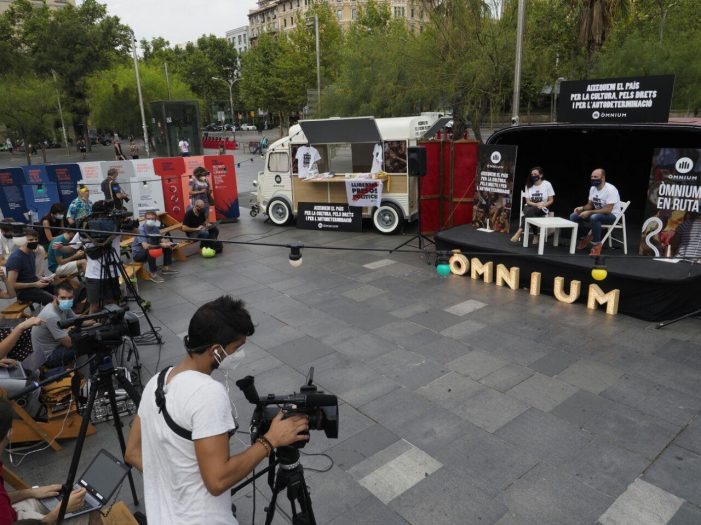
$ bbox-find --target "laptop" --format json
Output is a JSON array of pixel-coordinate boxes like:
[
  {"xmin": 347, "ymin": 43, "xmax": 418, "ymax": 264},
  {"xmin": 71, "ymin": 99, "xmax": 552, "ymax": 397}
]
[
  {"xmin": 0, "ymin": 365, "xmax": 26, "ymax": 380},
  {"xmin": 41, "ymin": 449, "xmax": 131, "ymax": 519}
]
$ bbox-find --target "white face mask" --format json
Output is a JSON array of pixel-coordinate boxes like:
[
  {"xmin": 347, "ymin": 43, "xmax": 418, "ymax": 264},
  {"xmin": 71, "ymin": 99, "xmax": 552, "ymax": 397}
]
[
  {"xmin": 146, "ymin": 219, "xmax": 159, "ymax": 228},
  {"xmin": 213, "ymin": 344, "xmax": 245, "ymax": 432},
  {"xmin": 54, "ymin": 214, "xmax": 65, "ymax": 220}
]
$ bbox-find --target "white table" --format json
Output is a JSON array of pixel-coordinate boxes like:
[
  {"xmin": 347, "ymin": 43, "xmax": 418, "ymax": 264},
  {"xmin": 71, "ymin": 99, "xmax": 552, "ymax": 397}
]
[{"xmin": 523, "ymin": 217, "xmax": 579, "ymax": 255}]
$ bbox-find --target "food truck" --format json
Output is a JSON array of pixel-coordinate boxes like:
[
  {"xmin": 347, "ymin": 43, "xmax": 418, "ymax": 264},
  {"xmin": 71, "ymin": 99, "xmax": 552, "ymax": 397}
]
[{"xmin": 251, "ymin": 114, "xmax": 445, "ymax": 234}]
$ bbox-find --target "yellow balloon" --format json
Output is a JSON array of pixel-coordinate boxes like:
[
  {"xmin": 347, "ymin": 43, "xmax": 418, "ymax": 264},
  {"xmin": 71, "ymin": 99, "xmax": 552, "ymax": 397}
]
[{"xmin": 591, "ymin": 268, "xmax": 607, "ymax": 281}]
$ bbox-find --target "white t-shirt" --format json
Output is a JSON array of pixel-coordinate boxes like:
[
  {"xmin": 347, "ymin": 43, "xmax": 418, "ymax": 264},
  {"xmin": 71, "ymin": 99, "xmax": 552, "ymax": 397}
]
[
  {"xmin": 70, "ymin": 233, "xmax": 121, "ymax": 278},
  {"xmin": 139, "ymin": 370, "xmax": 237, "ymax": 525},
  {"xmin": 588, "ymin": 182, "xmax": 622, "ymax": 217},
  {"xmin": 295, "ymin": 146, "xmax": 321, "ymax": 179},
  {"xmin": 179, "ymin": 140, "xmax": 190, "ymax": 153},
  {"xmin": 525, "ymin": 180, "xmax": 555, "ymax": 205},
  {"xmin": 371, "ymin": 144, "xmax": 383, "ymax": 174}
]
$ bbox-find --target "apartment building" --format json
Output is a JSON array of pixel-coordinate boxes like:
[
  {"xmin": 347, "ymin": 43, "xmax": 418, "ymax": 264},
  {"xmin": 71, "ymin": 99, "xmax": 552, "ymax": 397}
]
[
  {"xmin": 0, "ymin": 0, "xmax": 74, "ymax": 13},
  {"xmin": 226, "ymin": 25, "xmax": 250, "ymax": 54}
]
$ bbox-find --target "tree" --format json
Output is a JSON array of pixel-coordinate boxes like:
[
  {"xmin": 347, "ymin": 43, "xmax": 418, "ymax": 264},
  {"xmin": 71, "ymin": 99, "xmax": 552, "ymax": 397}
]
[{"xmin": 0, "ymin": 75, "xmax": 57, "ymax": 165}]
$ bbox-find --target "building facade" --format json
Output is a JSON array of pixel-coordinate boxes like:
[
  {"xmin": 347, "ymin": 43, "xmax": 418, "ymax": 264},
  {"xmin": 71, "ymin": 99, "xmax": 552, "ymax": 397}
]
[
  {"xmin": 226, "ymin": 25, "xmax": 250, "ymax": 54},
  {"xmin": 247, "ymin": 0, "xmax": 425, "ymax": 45},
  {"xmin": 0, "ymin": 0, "xmax": 75, "ymax": 13}
]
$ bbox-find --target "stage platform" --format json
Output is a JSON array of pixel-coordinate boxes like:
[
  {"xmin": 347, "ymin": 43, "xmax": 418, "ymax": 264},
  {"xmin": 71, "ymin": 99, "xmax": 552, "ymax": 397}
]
[{"xmin": 435, "ymin": 225, "xmax": 701, "ymax": 322}]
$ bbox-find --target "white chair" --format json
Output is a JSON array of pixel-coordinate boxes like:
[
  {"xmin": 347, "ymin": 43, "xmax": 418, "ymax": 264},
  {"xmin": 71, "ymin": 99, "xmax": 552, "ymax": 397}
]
[
  {"xmin": 518, "ymin": 190, "xmax": 526, "ymax": 227},
  {"xmin": 600, "ymin": 200, "xmax": 630, "ymax": 254}
]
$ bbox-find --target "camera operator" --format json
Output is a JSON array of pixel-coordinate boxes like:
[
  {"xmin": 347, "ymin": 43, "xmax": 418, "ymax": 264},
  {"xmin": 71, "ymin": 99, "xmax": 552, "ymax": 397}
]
[
  {"xmin": 101, "ymin": 168, "xmax": 128, "ymax": 211},
  {"xmin": 125, "ymin": 296, "xmax": 309, "ymax": 525},
  {"xmin": 64, "ymin": 201, "xmax": 123, "ymax": 314}
]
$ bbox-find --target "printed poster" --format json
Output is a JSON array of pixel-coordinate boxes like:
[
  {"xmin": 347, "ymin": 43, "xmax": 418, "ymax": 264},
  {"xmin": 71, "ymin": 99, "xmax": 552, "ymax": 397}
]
[
  {"xmin": 345, "ymin": 179, "xmax": 383, "ymax": 207},
  {"xmin": 472, "ymin": 145, "xmax": 517, "ymax": 233}
]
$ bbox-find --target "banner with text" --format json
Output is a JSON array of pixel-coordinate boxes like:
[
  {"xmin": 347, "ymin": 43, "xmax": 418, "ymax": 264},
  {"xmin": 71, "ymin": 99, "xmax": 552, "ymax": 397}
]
[
  {"xmin": 472, "ymin": 145, "xmax": 517, "ymax": 233},
  {"xmin": 640, "ymin": 148, "xmax": 701, "ymax": 259},
  {"xmin": 558, "ymin": 75, "xmax": 674, "ymax": 124},
  {"xmin": 296, "ymin": 202, "xmax": 362, "ymax": 232},
  {"xmin": 345, "ymin": 179, "xmax": 383, "ymax": 207}
]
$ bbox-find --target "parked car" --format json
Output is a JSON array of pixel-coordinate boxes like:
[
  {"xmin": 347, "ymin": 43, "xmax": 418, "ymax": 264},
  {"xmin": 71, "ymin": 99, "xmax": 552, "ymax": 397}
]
[
  {"xmin": 204, "ymin": 123, "xmax": 224, "ymax": 132},
  {"xmin": 240, "ymin": 124, "xmax": 257, "ymax": 131}
]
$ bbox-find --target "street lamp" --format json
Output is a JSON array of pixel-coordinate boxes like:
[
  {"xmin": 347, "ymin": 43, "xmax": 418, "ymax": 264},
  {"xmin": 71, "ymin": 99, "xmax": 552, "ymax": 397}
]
[
  {"xmin": 306, "ymin": 15, "xmax": 321, "ymax": 115},
  {"xmin": 130, "ymin": 30, "xmax": 151, "ymax": 157},
  {"xmin": 51, "ymin": 69, "xmax": 70, "ymax": 156},
  {"xmin": 511, "ymin": 0, "xmax": 526, "ymax": 126},
  {"xmin": 211, "ymin": 76, "xmax": 239, "ymax": 127}
]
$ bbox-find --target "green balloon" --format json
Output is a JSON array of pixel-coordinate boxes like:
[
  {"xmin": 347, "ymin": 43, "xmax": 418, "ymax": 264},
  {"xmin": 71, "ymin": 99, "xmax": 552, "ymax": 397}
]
[{"xmin": 436, "ymin": 263, "xmax": 451, "ymax": 277}]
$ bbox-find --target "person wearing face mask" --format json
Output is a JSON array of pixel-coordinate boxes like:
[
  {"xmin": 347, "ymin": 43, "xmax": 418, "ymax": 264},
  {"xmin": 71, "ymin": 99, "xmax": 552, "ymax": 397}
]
[
  {"xmin": 510, "ymin": 166, "xmax": 556, "ymax": 244},
  {"xmin": 5, "ymin": 228, "xmax": 54, "ymax": 306},
  {"xmin": 570, "ymin": 168, "xmax": 623, "ymax": 257},
  {"xmin": 132, "ymin": 210, "xmax": 177, "ymax": 283},
  {"xmin": 182, "ymin": 199, "xmax": 220, "ymax": 251},
  {"xmin": 28, "ymin": 282, "xmax": 84, "ymax": 371},
  {"xmin": 189, "ymin": 167, "xmax": 212, "ymax": 218},
  {"xmin": 125, "ymin": 296, "xmax": 309, "ymax": 525},
  {"xmin": 38, "ymin": 203, "xmax": 67, "ymax": 249}
]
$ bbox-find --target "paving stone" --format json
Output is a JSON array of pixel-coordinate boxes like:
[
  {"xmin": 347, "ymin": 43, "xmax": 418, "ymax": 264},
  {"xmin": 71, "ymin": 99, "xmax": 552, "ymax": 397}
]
[
  {"xmin": 326, "ymin": 424, "xmax": 400, "ymax": 471},
  {"xmin": 390, "ymin": 302, "xmax": 431, "ymax": 319},
  {"xmin": 439, "ymin": 318, "xmax": 487, "ymax": 340},
  {"xmin": 407, "ymin": 307, "xmax": 465, "ymax": 332},
  {"xmin": 334, "ymin": 332, "xmax": 399, "ymax": 361},
  {"xmin": 265, "ymin": 335, "xmax": 336, "ymax": 370},
  {"xmin": 653, "ymin": 338, "xmax": 701, "ymax": 370},
  {"xmin": 550, "ymin": 389, "xmax": 616, "ymax": 428},
  {"xmin": 303, "ymin": 466, "xmax": 374, "ymax": 524},
  {"xmin": 434, "ymin": 430, "xmax": 539, "ymax": 497},
  {"xmin": 599, "ymin": 478, "xmax": 684, "ymax": 525},
  {"xmin": 349, "ymin": 440, "xmax": 413, "ymax": 480},
  {"xmin": 643, "ymin": 445, "xmax": 701, "ymax": 506},
  {"xmin": 355, "ymin": 445, "xmax": 442, "ymax": 504},
  {"xmin": 250, "ymin": 324, "xmax": 306, "ymax": 350},
  {"xmin": 447, "ymin": 350, "xmax": 509, "ymax": 380},
  {"xmin": 585, "ymin": 403, "xmax": 679, "ymax": 460},
  {"xmin": 557, "ymin": 359, "xmax": 624, "ymax": 394},
  {"xmin": 411, "ymin": 336, "xmax": 473, "ymax": 365},
  {"xmin": 480, "ymin": 364, "xmax": 534, "ymax": 392},
  {"xmin": 371, "ymin": 320, "xmax": 442, "ymax": 350},
  {"xmin": 443, "ymin": 298, "xmax": 488, "ymax": 316},
  {"xmin": 496, "ymin": 408, "xmax": 594, "ymax": 465},
  {"xmin": 560, "ymin": 436, "xmax": 649, "ymax": 497},
  {"xmin": 337, "ymin": 375, "xmax": 401, "ymax": 407},
  {"xmin": 467, "ymin": 328, "xmax": 550, "ymax": 366},
  {"xmin": 369, "ymin": 348, "xmax": 447, "ymax": 389},
  {"xmin": 363, "ymin": 258, "xmax": 397, "ymax": 269},
  {"xmin": 399, "ymin": 406, "xmax": 484, "ymax": 457},
  {"xmin": 668, "ymin": 503, "xmax": 701, "ymax": 525},
  {"xmin": 675, "ymin": 416, "xmax": 701, "ymax": 455},
  {"xmin": 341, "ymin": 284, "xmax": 386, "ymax": 302},
  {"xmin": 416, "ymin": 371, "xmax": 484, "ymax": 406},
  {"xmin": 390, "ymin": 468, "xmax": 507, "ymax": 525},
  {"xmin": 500, "ymin": 464, "xmax": 614, "ymax": 525},
  {"xmin": 328, "ymin": 495, "xmax": 409, "ymax": 525},
  {"xmin": 506, "ymin": 372, "xmax": 578, "ymax": 412},
  {"xmin": 453, "ymin": 387, "xmax": 529, "ymax": 433},
  {"xmin": 529, "ymin": 349, "xmax": 581, "ymax": 376},
  {"xmin": 359, "ymin": 388, "xmax": 438, "ymax": 434}
]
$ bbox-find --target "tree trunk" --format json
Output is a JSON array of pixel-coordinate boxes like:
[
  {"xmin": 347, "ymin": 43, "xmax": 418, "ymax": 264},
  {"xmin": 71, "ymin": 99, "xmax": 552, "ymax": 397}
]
[
  {"xmin": 41, "ymin": 144, "xmax": 47, "ymax": 164},
  {"xmin": 23, "ymin": 136, "xmax": 31, "ymax": 166}
]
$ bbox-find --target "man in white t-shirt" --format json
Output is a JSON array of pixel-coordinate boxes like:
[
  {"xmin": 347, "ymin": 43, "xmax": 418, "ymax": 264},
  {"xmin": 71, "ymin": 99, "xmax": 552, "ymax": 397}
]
[
  {"xmin": 125, "ymin": 296, "xmax": 309, "ymax": 525},
  {"xmin": 295, "ymin": 145, "xmax": 321, "ymax": 179},
  {"xmin": 178, "ymin": 138, "xmax": 190, "ymax": 157},
  {"xmin": 570, "ymin": 168, "xmax": 622, "ymax": 257}
]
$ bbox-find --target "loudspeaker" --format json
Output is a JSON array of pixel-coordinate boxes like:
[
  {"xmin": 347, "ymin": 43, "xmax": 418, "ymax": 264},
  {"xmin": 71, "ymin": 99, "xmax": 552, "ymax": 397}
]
[{"xmin": 408, "ymin": 146, "xmax": 427, "ymax": 177}]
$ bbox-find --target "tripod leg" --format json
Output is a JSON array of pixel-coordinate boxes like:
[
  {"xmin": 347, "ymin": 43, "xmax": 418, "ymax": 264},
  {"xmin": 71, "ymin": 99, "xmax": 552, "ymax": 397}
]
[
  {"xmin": 114, "ymin": 367, "xmax": 142, "ymax": 405},
  {"xmin": 655, "ymin": 309, "xmax": 701, "ymax": 329},
  {"xmin": 264, "ymin": 476, "xmax": 284, "ymax": 525},
  {"xmin": 102, "ymin": 372, "xmax": 140, "ymax": 505},
  {"xmin": 56, "ymin": 376, "xmax": 101, "ymax": 525},
  {"xmin": 285, "ymin": 469, "xmax": 316, "ymax": 525}
]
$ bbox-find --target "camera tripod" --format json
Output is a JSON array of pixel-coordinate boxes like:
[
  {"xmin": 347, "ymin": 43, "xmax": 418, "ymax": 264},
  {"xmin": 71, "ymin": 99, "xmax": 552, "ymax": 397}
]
[
  {"xmin": 232, "ymin": 446, "xmax": 316, "ymax": 525},
  {"xmin": 56, "ymin": 351, "xmax": 142, "ymax": 524}
]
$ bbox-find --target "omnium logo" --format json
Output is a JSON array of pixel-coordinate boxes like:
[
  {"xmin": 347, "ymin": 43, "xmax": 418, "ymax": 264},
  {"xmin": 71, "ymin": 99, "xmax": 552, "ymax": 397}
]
[
  {"xmin": 490, "ymin": 151, "xmax": 502, "ymax": 164},
  {"xmin": 675, "ymin": 157, "xmax": 694, "ymax": 174}
]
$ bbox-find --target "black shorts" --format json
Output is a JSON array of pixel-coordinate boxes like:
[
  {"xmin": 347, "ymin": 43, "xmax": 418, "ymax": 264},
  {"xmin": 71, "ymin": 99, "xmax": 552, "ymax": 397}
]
[{"xmin": 85, "ymin": 277, "xmax": 120, "ymax": 305}]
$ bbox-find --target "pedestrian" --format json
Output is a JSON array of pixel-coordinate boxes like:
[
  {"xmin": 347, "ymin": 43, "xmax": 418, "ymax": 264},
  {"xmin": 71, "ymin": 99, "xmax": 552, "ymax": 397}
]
[
  {"xmin": 114, "ymin": 139, "xmax": 126, "ymax": 160},
  {"xmin": 78, "ymin": 137, "xmax": 87, "ymax": 159},
  {"xmin": 178, "ymin": 137, "xmax": 190, "ymax": 157},
  {"xmin": 129, "ymin": 139, "xmax": 140, "ymax": 160}
]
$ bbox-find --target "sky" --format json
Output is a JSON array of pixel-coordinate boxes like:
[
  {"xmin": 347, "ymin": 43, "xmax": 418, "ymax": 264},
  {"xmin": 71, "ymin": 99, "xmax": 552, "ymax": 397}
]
[{"xmin": 91, "ymin": 0, "xmax": 259, "ymax": 45}]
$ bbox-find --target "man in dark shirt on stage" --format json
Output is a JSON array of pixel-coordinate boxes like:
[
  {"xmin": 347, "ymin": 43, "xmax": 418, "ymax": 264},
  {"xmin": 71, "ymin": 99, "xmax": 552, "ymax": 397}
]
[{"xmin": 182, "ymin": 199, "xmax": 220, "ymax": 250}]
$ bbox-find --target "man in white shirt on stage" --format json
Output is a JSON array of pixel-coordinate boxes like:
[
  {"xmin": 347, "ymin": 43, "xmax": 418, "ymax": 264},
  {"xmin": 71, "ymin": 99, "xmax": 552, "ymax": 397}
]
[{"xmin": 570, "ymin": 168, "xmax": 623, "ymax": 257}]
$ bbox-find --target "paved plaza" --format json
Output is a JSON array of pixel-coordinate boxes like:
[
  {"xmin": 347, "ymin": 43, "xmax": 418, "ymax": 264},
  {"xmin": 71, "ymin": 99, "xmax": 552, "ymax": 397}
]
[{"xmin": 4, "ymin": 152, "xmax": 701, "ymax": 525}]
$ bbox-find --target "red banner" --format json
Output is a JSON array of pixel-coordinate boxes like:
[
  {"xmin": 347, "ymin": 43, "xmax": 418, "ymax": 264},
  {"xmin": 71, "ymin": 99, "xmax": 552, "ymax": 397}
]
[
  {"xmin": 204, "ymin": 155, "xmax": 240, "ymax": 220},
  {"xmin": 153, "ymin": 157, "xmax": 187, "ymax": 221}
]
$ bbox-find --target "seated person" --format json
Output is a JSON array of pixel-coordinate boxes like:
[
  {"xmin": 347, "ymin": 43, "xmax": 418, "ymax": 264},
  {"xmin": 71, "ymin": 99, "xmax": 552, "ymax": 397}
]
[
  {"xmin": 510, "ymin": 166, "xmax": 555, "ymax": 244},
  {"xmin": 66, "ymin": 188, "xmax": 92, "ymax": 226},
  {"xmin": 0, "ymin": 223, "xmax": 48, "ymax": 277},
  {"xmin": 28, "ymin": 283, "xmax": 81, "ymax": 371},
  {"xmin": 0, "ymin": 397, "xmax": 92, "ymax": 524},
  {"xmin": 38, "ymin": 203, "xmax": 67, "ymax": 249},
  {"xmin": 5, "ymin": 229, "xmax": 54, "ymax": 306},
  {"xmin": 570, "ymin": 168, "xmax": 622, "ymax": 257},
  {"xmin": 47, "ymin": 228, "xmax": 86, "ymax": 279},
  {"xmin": 0, "ymin": 317, "xmax": 44, "ymax": 415},
  {"xmin": 132, "ymin": 210, "xmax": 178, "ymax": 283},
  {"xmin": 182, "ymin": 199, "xmax": 220, "ymax": 250}
]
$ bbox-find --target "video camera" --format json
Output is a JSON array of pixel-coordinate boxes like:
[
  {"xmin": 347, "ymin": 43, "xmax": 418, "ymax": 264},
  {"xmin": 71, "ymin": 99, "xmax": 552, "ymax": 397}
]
[
  {"xmin": 236, "ymin": 367, "xmax": 338, "ymax": 448},
  {"xmin": 80, "ymin": 201, "xmax": 139, "ymax": 259},
  {"xmin": 59, "ymin": 304, "xmax": 141, "ymax": 355}
]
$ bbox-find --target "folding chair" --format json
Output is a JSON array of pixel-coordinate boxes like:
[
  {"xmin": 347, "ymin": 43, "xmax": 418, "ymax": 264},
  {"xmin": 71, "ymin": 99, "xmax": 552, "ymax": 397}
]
[
  {"xmin": 518, "ymin": 190, "xmax": 526, "ymax": 226},
  {"xmin": 601, "ymin": 200, "xmax": 630, "ymax": 254}
]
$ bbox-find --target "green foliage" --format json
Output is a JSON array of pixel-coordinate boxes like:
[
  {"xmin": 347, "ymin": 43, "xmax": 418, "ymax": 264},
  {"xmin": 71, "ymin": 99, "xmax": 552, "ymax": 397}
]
[{"xmin": 87, "ymin": 62, "xmax": 198, "ymax": 135}]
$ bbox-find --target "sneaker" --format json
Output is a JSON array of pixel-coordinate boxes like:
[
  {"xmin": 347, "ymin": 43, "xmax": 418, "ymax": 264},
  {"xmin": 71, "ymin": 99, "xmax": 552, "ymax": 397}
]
[
  {"xmin": 161, "ymin": 268, "xmax": 179, "ymax": 274},
  {"xmin": 589, "ymin": 243, "xmax": 603, "ymax": 257},
  {"xmin": 577, "ymin": 233, "xmax": 593, "ymax": 251},
  {"xmin": 149, "ymin": 272, "xmax": 165, "ymax": 283}
]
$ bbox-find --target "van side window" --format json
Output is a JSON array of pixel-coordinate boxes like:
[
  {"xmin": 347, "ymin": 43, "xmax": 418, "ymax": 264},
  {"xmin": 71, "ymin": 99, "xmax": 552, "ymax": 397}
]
[{"xmin": 268, "ymin": 152, "xmax": 289, "ymax": 172}]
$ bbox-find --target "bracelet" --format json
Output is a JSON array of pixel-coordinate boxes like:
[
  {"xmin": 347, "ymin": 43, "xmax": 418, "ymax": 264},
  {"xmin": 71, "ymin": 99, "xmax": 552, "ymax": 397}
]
[{"xmin": 256, "ymin": 437, "xmax": 273, "ymax": 457}]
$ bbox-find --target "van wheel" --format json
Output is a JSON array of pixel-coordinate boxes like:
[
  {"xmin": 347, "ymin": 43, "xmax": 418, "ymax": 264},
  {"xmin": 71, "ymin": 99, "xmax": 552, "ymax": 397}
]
[
  {"xmin": 267, "ymin": 198, "xmax": 292, "ymax": 225},
  {"xmin": 373, "ymin": 203, "xmax": 403, "ymax": 234}
]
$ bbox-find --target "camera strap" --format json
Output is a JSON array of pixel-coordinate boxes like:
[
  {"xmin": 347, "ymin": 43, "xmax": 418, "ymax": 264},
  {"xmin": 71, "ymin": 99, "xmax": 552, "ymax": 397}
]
[{"xmin": 155, "ymin": 367, "xmax": 193, "ymax": 441}]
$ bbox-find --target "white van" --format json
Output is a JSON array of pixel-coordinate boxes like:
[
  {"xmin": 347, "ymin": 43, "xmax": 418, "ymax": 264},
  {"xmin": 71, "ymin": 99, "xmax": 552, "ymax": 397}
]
[{"xmin": 250, "ymin": 115, "xmax": 445, "ymax": 234}]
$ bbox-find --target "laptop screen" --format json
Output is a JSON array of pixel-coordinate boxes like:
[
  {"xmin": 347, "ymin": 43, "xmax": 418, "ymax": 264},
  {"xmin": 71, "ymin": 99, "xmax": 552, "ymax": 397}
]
[{"xmin": 79, "ymin": 450, "xmax": 130, "ymax": 502}]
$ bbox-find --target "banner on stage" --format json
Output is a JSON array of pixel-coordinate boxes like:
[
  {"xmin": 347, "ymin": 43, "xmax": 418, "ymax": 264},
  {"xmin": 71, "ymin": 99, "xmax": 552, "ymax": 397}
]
[
  {"xmin": 345, "ymin": 179, "xmax": 383, "ymax": 207},
  {"xmin": 297, "ymin": 202, "xmax": 362, "ymax": 232},
  {"xmin": 640, "ymin": 148, "xmax": 701, "ymax": 259},
  {"xmin": 472, "ymin": 145, "xmax": 517, "ymax": 234},
  {"xmin": 558, "ymin": 75, "xmax": 674, "ymax": 124}
]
